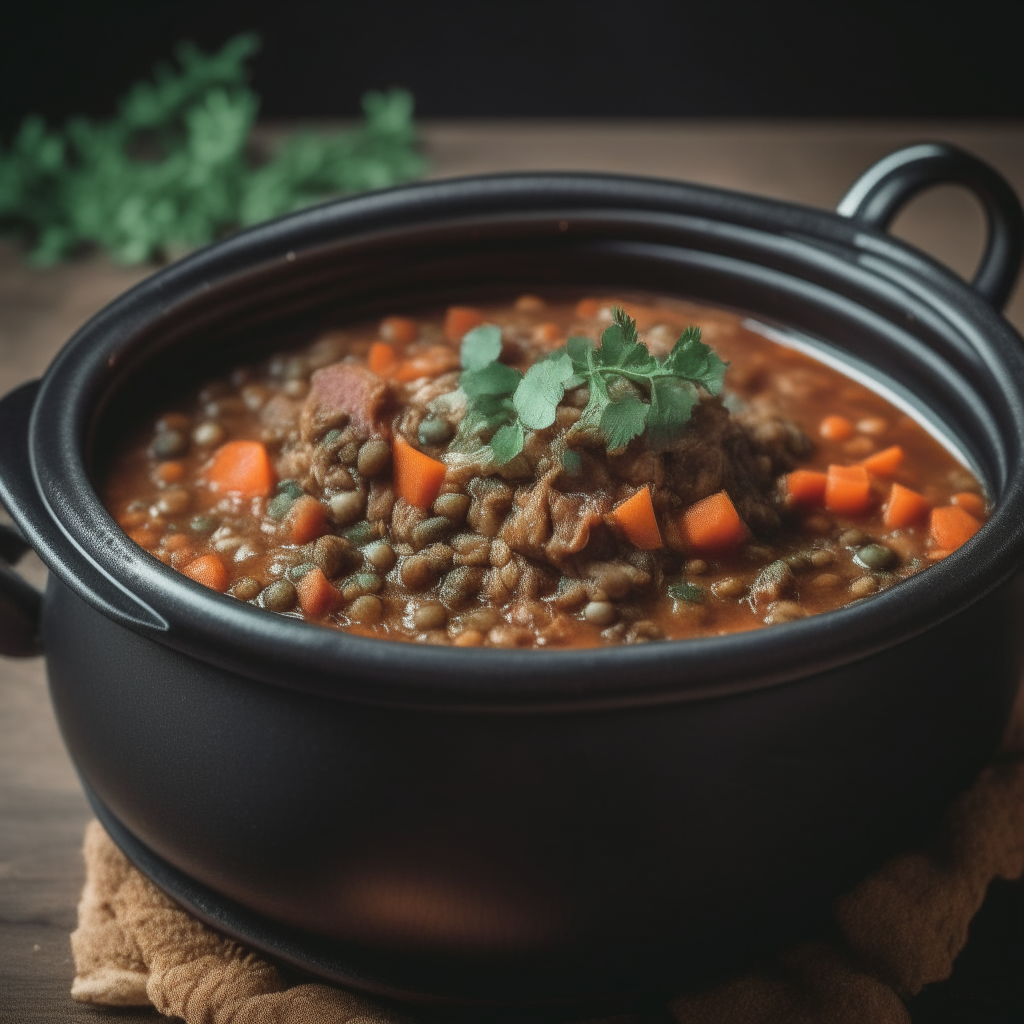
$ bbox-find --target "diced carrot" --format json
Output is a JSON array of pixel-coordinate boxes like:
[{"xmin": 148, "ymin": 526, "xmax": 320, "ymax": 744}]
[
  {"xmin": 181, "ymin": 553, "xmax": 229, "ymax": 593},
  {"xmin": 951, "ymin": 492, "xmax": 986, "ymax": 518},
  {"xmin": 575, "ymin": 298, "xmax": 601, "ymax": 318},
  {"xmin": 127, "ymin": 526, "xmax": 161, "ymax": 550},
  {"xmin": 929, "ymin": 505, "xmax": 981, "ymax": 552},
  {"xmin": 368, "ymin": 341, "xmax": 398, "ymax": 376},
  {"xmin": 927, "ymin": 548, "xmax": 955, "ymax": 561},
  {"xmin": 379, "ymin": 316, "xmax": 418, "ymax": 345},
  {"xmin": 154, "ymin": 460, "xmax": 185, "ymax": 484},
  {"xmin": 785, "ymin": 470, "xmax": 827, "ymax": 506},
  {"xmin": 533, "ymin": 322, "xmax": 562, "ymax": 345},
  {"xmin": 287, "ymin": 495, "xmax": 329, "ymax": 544},
  {"xmin": 170, "ymin": 547, "xmax": 198, "ymax": 569},
  {"xmin": 680, "ymin": 490, "xmax": 748, "ymax": 553},
  {"xmin": 393, "ymin": 435, "xmax": 448, "ymax": 510},
  {"xmin": 443, "ymin": 306, "xmax": 484, "ymax": 343},
  {"xmin": 393, "ymin": 346, "xmax": 460, "ymax": 382},
  {"xmin": 862, "ymin": 445, "xmax": 904, "ymax": 477},
  {"xmin": 819, "ymin": 415, "xmax": 854, "ymax": 441},
  {"xmin": 296, "ymin": 566, "xmax": 340, "ymax": 617},
  {"xmin": 610, "ymin": 486, "xmax": 663, "ymax": 550},
  {"xmin": 825, "ymin": 464, "xmax": 872, "ymax": 515},
  {"xmin": 883, "ymin": 483, "xmax": 930, "ymax": 529},
  {"xmin": 207, "ymin": 440, "xmax": 276, "ymax": 498}
]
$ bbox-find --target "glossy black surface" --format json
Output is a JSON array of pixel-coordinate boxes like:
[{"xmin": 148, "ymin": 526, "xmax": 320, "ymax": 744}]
[{"xmin": 0, "ymin": 145, "xmax": 1022, "ymax": 1005}]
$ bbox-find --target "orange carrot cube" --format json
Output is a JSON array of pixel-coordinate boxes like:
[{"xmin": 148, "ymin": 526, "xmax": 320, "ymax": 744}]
[
  {"xmin": 181, "ymin": 553, "xmax": 229, "ymax": 592},
  {"xmin": 379, "ymin": 316, "xmax": 418, "ymax": 345},
  {"xmin": 296, "ymin": 566, "xmax": 340, "ymax": 618},
  {"xmin": 825, "ymin": 464, "xmax": 872, "ymax": 515},
  {"xmin": 951, "ymin": 492, "xmax": 986, "ymax": 518},
  {"xmin": 883, "ymin": 483, "xmax": 930, "ymax": 529},
  {"xmin": 443, "ymin": 306, "xmax": 484, "ymax": 343},
  {"xmin": 368, "ymin": 341, "xmax": 398, "ymax": 376},
  {"xmin": 785, "ymin": 470, "xmax": 827, "ymax": 506},
  {"xmin": 207, "ymin": 441, "xmax": 276, "ymax": 498},
  {"xmin": 393, "ymin": 435, "xmax": 447, "ymax": 510},
  {"xmin": 862, "ymin": 445, "xmax": 904, "ymax": 477},
  {"xmin": 929, "ymin": 505, "xmax": 981, "ymax": 552},
  {"xmin": 680, "ymin": 490, "xmax": 747, "ymax": 553},
  {"xmin": 819, "ymin": 415, "xmax": 853, "ymax": 441},
  {"xmin": 610, "ymin": 486, "xmax": 663, "ymax": 549},
  {"xmin": 287, "ymin": 495, "xmax": 329, "ymax": 545}
]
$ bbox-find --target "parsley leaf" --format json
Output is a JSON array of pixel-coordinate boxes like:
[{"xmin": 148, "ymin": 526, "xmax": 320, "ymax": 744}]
[
  {"xmin": 461, "ymin": 324, "xmax": 504, "ymax": 371},
  {"xmin": 490, "ymin": 421, "xmax": 525, "ymax": 464},
  {"xmin": 461, "ymin": 361, "xmax": 523, "ymax": 397},
  {"xmin": 0, "ymin": 34, "xmax": 427, "ymax": 265},
  {"xmin": 646, "ymin": 376, "xmax": 698, "ymax": 451},
  {"xmin": 600, "ymin": 394, "xmax": 649, "ymax": 450},
  {"xmin": 669, "ymin": 581, "xmax": 705, "ymax": 603},
  {"xmin": 600, "ymin": 307, "xmax": 658, "ymax": 372},
  {"xmin": 664, "ymin": 326, "xmax": 728, "ymax": 396},
  {"xmin": 451, "ymin": 307, "xmax": 727, "ymax": 464},
  {"xmin": 513, "ymin": 351, "xmax": 574, "ymax": 429}
]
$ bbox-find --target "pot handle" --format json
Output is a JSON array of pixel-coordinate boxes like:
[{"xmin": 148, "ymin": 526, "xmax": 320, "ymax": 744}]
[
  {"xmin": 0, "ymin": 384, "xmax": 44, "ymax": 657},
  {"xmin": 0, "ymin": 525, "xmax": 42, "ymax": 657},
  {"xmin": 836, "ymin": 142, "xmax": 1024, "ymax": 311}
]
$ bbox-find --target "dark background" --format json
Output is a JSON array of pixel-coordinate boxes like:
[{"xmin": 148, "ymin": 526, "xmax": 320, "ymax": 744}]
[{"xmin": 2, "ymin": 0, "xmax": 1024, "ymax": 134}]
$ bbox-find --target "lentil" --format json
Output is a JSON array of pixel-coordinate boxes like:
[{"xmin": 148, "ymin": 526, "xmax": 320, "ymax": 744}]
[
  {"xmin": 262, "ymin": 579, "xmax": 297, "ymax": 612},
  {"xmin": 102, "ymin": 295, "xmax": 989, "ymax": 649},
  {"xmin": 231, "ymin": 577, "xmax": 263, "ymax": 601}
]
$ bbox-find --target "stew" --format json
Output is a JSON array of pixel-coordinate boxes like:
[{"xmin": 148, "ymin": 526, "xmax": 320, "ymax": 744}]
[{"xmin": 101, "ymin": 295, "xmax": 989, "ymax": 648}]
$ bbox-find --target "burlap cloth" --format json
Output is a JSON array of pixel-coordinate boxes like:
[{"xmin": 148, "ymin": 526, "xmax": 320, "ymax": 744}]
[{"xmin": 69, "ymin": 684, "xmax": 1024, "ymax": 1023}]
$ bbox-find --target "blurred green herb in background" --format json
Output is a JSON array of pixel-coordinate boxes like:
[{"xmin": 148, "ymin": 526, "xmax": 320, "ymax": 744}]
[{"xmin": 0, "ymin": 33, "xmax": 427, "ymax": 265}]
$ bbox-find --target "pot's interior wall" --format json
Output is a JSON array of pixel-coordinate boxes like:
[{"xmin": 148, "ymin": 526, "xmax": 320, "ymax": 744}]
[{"xmin": 89, "ymin": 216, "xmax": 1008, "ymax": 495}]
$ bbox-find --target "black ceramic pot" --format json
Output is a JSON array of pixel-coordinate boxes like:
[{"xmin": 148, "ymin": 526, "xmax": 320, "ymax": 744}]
[{"xmin": 2, "ymin": 143, "xmax": 1024, "ymax": 1010}]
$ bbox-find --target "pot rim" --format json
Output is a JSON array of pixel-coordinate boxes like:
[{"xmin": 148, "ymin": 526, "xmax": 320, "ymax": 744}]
[{"xmin": 17, "ymin": 169, "xmax": 1024, "ymax": 711}]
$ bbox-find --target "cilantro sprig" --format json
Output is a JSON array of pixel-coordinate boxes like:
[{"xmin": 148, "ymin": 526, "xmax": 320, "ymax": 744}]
[
  {"xmin": 0, "ymin": 34, "xmax": 426, "ymax": 265},
  {"xmin": 454, "ymin": 308, "xmax": 728, "ymax": 464}
]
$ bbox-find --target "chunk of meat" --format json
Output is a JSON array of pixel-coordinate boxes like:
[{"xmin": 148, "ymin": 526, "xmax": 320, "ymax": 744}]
[{"xmin": 301, "ymin": 363, "xmax": 390, "ymax": 442}]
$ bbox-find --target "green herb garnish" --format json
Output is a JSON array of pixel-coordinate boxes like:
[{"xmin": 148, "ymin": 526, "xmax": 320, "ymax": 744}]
[
  {"xmin": 668, "ymin": 581, "xmax": 706, "ymax": 604},
  {"xmin": 0, "ymin": 34, "xmax": 426, "ymax": 265},
  {"xmin": 454, "ymin": 308, "xmax": 727, "ymax": 464}
]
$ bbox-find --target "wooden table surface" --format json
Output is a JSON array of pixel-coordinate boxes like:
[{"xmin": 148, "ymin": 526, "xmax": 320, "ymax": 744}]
[{"xmin": 2, "ymin": 121, "xmax": 1023, "ymax": 1022}]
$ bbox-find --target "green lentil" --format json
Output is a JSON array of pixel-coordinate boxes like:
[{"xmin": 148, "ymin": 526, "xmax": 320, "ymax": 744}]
[
  {"xmin": 267, "ymin": 493, "xmax": 296, "ymax": 520},
  {"xmin": 329, "ymin": 491, "xmax": 365, "ymax": 526},
  {"xmin": 341, "ymin": 573, "xmax": 383, "ymax": 600},
  {"xmin": 413, "ymin": 602, "xmax": 447, "ymax": 631},
  {"xmin": 412, "ymin": 516, "xmax": 455, "ymax": 550},
  {"xmin": 231, "ymin": 577, "xmax": 262, "ymax": 601},
  {"xmin": 357, "ymin": 438, "xmax": 391, "ymax": 477},
  {"xmin": 418, "ymin": 416, "xmax": 454, "ymax": 446},
  {"xmin": 342, "ymin": 520, "xmax": 379, "ymax": 547},
  {"xmin": 287, "ymin": 563, "xmax": 316, "ymax": 581},
  {"xmin": 276, "ymin": 480, "xmax": 304, "ymax": 499},
  {"xmin": 433, "ymin": 492, "xmax": 470, "ymax": 522},
  {"xmin": 262, "ymin": 579, "xmax": 297, "ymax": 612},
  {"xmin": 400, "ymin": 555, "xmax": 436, "ymax": 591},
  {"xmin": 855, "ymin": 543, "xmax": 897, "ymax": 570},
  {"xmin": 348, "ymin": 595, "xmax": 383, "ymax": 624},
  {"xmin": 364, "ymin": 541, "xmax": 397, "ymax": 573},
  {"xmin": 190, "ymin": 515, "xmax": 216, "ymax": 534}
]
